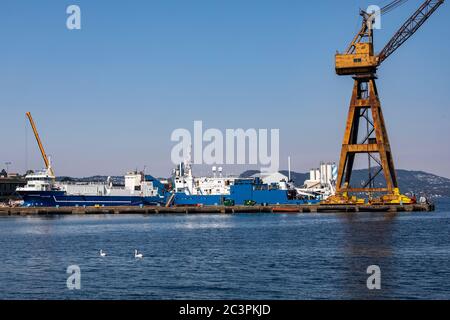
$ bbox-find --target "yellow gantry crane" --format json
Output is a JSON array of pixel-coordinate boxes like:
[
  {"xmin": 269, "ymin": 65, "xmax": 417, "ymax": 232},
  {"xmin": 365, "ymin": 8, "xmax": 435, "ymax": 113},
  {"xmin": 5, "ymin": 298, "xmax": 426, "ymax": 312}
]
[
  {"xmin": 26, "ymin": 112, "xmax": 55, "ymax": 177},
  {"xmin": 327, "ymin": 0, "xmax": 444, "ymax": 205}
]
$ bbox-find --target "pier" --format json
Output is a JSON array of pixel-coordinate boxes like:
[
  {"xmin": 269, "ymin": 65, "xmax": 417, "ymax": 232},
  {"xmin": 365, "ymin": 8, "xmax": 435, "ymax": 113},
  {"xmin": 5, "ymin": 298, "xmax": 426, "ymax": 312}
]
[{"xmin": 0, "ymin": 203, "xmax": 434, "ymax": 216}]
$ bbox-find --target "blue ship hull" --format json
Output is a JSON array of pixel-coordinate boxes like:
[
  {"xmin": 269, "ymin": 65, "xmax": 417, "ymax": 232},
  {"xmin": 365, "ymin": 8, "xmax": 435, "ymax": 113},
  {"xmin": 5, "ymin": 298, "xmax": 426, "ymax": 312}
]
[
  {"xmin": 172, "ymin": 193, "xmax": 319, "ymax": 206},
  {"xmin": 229, "ymin": 187, "xmax": 319, "ymax": 205},
  {"xmin": 172, "ymin": 179, "xmax": 320, "ymax": 206},
  {"xmin": 17, "ymin": 190, "xmax": 165, "ymax": 207},
  {"xmin": 18, "ymin": 179, "xmax": 320, "ymax": 207},
  {"xmin": 172, "ymin": 194, "xmax": 224, "ymax": 206}
]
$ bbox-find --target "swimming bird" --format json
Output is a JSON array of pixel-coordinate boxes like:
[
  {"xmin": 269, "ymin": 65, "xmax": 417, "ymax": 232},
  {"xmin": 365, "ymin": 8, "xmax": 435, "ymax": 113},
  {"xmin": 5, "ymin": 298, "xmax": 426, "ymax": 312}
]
[
  {"xmin": 134, "ymin": 249, "xmax": 143, "ymax": 259},
  {"xmin": 99, "ymin": 249, "xmax": 107, "ymax": 257}
]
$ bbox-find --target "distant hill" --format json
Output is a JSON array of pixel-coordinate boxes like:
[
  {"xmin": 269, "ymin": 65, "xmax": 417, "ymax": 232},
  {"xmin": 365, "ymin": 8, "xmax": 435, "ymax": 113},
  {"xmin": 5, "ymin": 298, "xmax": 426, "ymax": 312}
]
[{"xmin": 240, "ymin": 168, "xmax": 450, "ymax": 198}]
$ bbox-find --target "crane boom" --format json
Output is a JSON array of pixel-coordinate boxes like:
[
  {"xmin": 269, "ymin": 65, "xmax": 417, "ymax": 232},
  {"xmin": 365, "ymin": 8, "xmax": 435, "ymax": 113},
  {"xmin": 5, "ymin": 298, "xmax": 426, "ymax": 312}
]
[
  {"xmin": 381, "ymin": 0, "xmax": 410, "ymax": 15},
  {"xmin": 26, "ymin": 112, "xmax": 55, "ymax": 176},
  {"xmin": 378, "ymin": 0, "xmax": 444, "ymax": 65}
]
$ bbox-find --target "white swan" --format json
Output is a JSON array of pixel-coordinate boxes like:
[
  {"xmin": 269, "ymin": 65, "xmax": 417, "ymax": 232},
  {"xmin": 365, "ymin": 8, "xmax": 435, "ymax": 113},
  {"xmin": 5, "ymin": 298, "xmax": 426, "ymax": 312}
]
[
  {"xmin": 99, "ymin": 249, "xmax": 107, "ymax": 257},
  {"xmin": 134, "ymin": 249, "xmax": 143, "ymax": 259}
]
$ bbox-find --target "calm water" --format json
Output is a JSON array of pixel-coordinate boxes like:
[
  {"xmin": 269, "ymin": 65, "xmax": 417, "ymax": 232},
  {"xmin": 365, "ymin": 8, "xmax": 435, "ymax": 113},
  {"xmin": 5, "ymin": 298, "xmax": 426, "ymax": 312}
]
[{"xmin": 1, "ymin": 200, "xmax": 449, "ymax": 300}]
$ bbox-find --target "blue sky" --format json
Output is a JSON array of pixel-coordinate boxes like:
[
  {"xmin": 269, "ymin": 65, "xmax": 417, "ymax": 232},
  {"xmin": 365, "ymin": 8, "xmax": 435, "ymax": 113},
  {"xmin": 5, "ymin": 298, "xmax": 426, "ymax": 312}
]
[{"xmin": 1, "ymin": 0, "xmax": 449, "ymax": 178}]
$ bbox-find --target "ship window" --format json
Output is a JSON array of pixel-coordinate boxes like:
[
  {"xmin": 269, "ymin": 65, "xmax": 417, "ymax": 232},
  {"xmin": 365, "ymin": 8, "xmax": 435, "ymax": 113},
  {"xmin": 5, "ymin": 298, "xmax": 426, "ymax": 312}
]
[{"xmin": 354, "ymin": 58, "xmax": 362, "ymax": 63}]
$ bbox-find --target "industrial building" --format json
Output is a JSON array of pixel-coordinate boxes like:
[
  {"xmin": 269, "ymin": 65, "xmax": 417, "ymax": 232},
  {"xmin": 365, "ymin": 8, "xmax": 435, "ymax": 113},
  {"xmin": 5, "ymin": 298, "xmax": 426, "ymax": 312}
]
[{"xmin": 0, "ymin": 175, "xmax": 26, "ymax": 200}]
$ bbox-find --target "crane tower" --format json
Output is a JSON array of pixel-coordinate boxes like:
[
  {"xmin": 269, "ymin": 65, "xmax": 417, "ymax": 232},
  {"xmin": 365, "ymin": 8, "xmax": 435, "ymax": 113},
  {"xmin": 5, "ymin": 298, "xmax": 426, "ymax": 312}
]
[{"xmin": 328, "ymin": 0, "xmax": 444, "ymax": 204}]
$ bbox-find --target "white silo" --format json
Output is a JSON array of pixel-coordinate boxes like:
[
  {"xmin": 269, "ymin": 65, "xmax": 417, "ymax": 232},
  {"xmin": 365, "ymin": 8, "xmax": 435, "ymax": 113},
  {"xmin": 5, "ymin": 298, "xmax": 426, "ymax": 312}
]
[
  {"xmin": 310, "ymin": 169, "xmax": 316, "ymax": 181},
  {"xmin": 315, "ymin": 169, "xmax": 320, "ymax": 182},
  {"xmin": 326, "ymin": 163, "xmax": 333, "ymax": 184},
  {"xmin": 320, "ymin": 163, "xmax": 327, "ymax": 184}
]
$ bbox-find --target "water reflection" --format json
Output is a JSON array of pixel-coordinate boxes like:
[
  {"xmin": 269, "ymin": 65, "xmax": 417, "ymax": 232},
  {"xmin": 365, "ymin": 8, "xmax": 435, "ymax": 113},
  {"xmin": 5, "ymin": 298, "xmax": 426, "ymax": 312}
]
[
  {"xmin": 338, "ymin": 213, "xmax": 397, "ymax": 299},
  {"xmin": 172, "ymin": 215, "xmax": 234, "ymax": 230},
  {"xmin": 0, "ymin": 209, "xmax": 448, "ymax": 299}
]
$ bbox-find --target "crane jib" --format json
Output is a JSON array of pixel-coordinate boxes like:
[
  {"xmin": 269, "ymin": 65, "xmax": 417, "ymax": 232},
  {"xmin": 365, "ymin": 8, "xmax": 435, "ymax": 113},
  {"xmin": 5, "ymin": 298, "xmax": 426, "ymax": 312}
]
[
  {"xmin": 378, "ymin": 0, "xmax": 444, "ymax": 65},
  {"xmin": 381, "ymin": 0, "xmax": 410, "ymax": 15}
]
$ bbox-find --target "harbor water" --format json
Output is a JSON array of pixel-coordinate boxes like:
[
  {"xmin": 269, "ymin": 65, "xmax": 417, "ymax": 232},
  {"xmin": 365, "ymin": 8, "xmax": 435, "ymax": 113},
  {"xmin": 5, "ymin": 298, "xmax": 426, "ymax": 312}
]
[{"xmin": 0, "ymin": 200, "xmax": 449, "ymax": 300}]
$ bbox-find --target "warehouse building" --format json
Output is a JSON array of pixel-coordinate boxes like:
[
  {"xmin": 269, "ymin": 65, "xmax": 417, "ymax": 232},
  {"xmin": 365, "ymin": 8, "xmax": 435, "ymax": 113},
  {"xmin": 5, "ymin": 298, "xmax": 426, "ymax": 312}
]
[{"xmin": 0, "ymin": 175, "xmax": 26, "ymax": 199}]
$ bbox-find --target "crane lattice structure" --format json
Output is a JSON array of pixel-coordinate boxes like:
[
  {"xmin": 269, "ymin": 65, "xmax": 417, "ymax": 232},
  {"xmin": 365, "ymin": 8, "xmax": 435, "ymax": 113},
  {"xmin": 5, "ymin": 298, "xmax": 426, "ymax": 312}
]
[{"xmin": 328, "ymin": 0, "xmax": 444, "ymax": 204}]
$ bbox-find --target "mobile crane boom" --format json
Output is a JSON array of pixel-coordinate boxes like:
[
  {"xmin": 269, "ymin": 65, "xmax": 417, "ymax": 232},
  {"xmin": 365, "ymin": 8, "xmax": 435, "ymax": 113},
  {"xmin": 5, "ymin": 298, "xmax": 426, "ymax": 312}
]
[{"xmin": 26, "ymin": 112, "xmax": 54, "ymax": 176}]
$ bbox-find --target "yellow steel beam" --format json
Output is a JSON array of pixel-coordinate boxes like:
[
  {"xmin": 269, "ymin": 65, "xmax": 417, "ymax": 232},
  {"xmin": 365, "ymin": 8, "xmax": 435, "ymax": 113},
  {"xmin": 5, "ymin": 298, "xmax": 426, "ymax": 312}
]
[
  {"xmin": 342, "ymin": 188, "xmax": 389, "ymax": 193},
  {"xmin": 343, "ymin": 144, "xmax": 379, "ymax": 153},
  {"xmin": 26, "ymin": 112, "xmax": 55, "ymax": 176}
]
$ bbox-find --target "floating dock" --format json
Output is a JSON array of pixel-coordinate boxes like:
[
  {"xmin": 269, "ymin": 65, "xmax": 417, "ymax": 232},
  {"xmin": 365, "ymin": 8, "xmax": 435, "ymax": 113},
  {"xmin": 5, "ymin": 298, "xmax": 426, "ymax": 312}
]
[{"xmin": 0, "ymin": 203, "xmax": 434, "ymax": 216}]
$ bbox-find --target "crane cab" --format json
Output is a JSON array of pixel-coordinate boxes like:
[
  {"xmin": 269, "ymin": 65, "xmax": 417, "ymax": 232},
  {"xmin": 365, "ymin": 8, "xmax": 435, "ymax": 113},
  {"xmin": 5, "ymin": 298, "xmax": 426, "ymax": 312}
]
[{"xmin": 335, "ymin": 43, "xmax": 378, "ymax": 76}]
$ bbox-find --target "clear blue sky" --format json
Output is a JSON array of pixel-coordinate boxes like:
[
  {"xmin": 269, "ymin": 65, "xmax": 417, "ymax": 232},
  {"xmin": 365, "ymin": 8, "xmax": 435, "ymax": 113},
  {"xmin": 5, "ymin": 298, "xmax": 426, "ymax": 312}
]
[{"xmin": 1, "ymin": 0, "xmax": 449, "ymax": 178}]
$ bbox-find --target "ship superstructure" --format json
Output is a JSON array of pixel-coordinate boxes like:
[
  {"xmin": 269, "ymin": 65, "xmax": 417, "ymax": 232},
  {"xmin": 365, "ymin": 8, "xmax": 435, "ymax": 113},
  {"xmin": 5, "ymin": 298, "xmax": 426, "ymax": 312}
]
[
  {"xmin": 17, "ymin": 112, "xmax": 166, "ymax": 207},
  {"xmin": 171, "ymin": 160, "xmax": 238, "ymax": 206},
  {"xmin": 17, "ymin": 170, "xmax": 166, "ymax": 207},
  {"xmin": 170, "ymin": 159, "xmax": 324, "ymax": 206}
]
